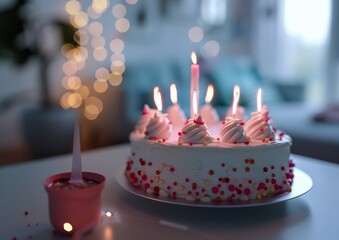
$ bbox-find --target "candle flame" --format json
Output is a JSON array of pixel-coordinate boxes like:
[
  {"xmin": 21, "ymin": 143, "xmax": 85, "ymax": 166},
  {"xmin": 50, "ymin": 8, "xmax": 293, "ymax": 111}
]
[
  {"xmin": 170, "ymin": 83, "xmax": 177, "ymax": 104},
  {"xmin": 193, "ymin": 90, "xmax": 198, "ymax": 116},
  {"xmin": 153, "ymin": 86, "xmax": 159, "ymax": 108},
  {"xmin": 257, "ymin": 88, "xmax": 262, "ymax": 112},
  {"xmin": 155, "ymin": 89, "xmax": 163, "ymax": 112},
  {"xmin": 205, "ymin": 84, "xmax": 214, "ymax": 104},
  {"xmin": 63, "ymin": 222, "xmax": 73, "ymax": 232},
  {"xmin": 232, "ymin": 85, "xmax": 240, "ymax": 116},
  {"xmin": 191, "ymin": 52, "xmax": 197, "ymax": 64}
]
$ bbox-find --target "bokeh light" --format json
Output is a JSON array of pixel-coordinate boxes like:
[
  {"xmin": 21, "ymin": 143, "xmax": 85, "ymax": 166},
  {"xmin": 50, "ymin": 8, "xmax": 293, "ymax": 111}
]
[
  {"xmin": 125, "ymin": 0, "xmax": 138, "ymax": 5},
  {"xmin": 94, "ymin": 79, "xmax": 108, "ymax": 93},
  {"xmin": 76, "ymin": 85, "xmax": 90, "ymax": 99},
  {"xmin": 200, "ymin": 40, "xmax": 220, "ymax": 58},
  {"xmin": 74, "ymin": 29, "xmax": 89, "ymax": 45},
  {"xmin": 91, "ymin": 36, "xmax": 106, "ymax": 48},
  {"xmin": 112, "ymin": 3, "xmax": 126, "ymax": 18},
  {"xmin": 108, "ymin": 72, "xmax": 123, "ymax": 86},
  {"xmin": 68, "ymin": 92, "xmax": 83, "ymax": 108},
  {"xmin": 63, "ymin": 61, "xmax": 78, "ymax": 76},
  {"xmin": 110, "ymin": 38, "xmax": 124, "ymax": 53},
  {"xmin": 188, "ymin": 26, "xmax": 204, "ymax": 43},
  {"xmin": 65, "ymin": 0, "xmax": 81, "ymax": 16},
  {"xmin": 115, "ymin": 18, "xmax": 130, "ymax": 33},
  {"xmin": 87, "ymin": 5, "xmax": 102, "ymax": 19},
  {"xmin": 89, "ymin": 21, "xmax": 104, "ymax": 36},
  {"xmin": 111, "ymin": 63, "xmax": 125, "ymax": 74},
  {"xmin": 92, "ymin": 0, "xmax": 109, "ymax": 14},
  {"xmin": 95, "ymin": 67, "xmax": 110, "ymax": 80},
  {"xmin": 62, "ymin": 75, "xmax": 81, "ymax": 90},
  {"xmin": 73, "ymin": 11, "xmax": 88, "ymax": 28},
  {"xmin": 93, "ymin": 47, "xmax": 108, "ymax": 61}
]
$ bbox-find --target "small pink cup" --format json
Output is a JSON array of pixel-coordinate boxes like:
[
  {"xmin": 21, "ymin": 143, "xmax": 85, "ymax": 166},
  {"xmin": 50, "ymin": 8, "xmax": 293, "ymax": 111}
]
[{"xmin": 44, "ymin": 172, "xmax": 105, "ymax": 235}]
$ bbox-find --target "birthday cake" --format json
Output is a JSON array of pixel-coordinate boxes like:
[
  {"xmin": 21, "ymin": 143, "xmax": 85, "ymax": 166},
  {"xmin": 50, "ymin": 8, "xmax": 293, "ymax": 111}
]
[{"xmin": 125, "ymin": 96, "xmax": 294, "ymax": 203}]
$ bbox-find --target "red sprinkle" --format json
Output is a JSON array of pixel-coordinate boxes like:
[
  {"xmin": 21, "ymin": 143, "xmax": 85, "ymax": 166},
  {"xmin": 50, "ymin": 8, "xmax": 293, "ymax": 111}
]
[
  {"xmin": 185, "ymin": 178, "xmax": 190, "ymax": 182},
  {"xmin": 194, "ymin": 119, "xmax": 204, "ymax": 125},
  {"xmin": 155, "ymin": 170, "xmax": 160, "ymax": 175},
  {"xmin": 232, "ymin": 167, "xmax": 237, "ymax": 172},
  {"xmin": 148, "ymin": 162, "xmax": 152, "ymax": 166},
  {"xmin": 263, "ymin": 167, "xmax": 268, "ymax": 172},
  {"xmin": 170, "ymin": 167, "xmax": 175, "ymax": 172},
  {"xmin": 240, "ymin": 121, "xmax": 244, "ymax": 126},
  {"xmin": 225, "ymin": 177, "xmax": 230, "ymax": 183},
  {"xmin": 245, "ymin": 167, "xmax": 250, "ymax": 172},
  {"xmin": 24, "ymin": 211, "xmax": 29, "ymax": 216},
  {"xmin": 178, "ymin": 132, "xmax": 182, "ymax": 136},
  {"xmin": 244, "ymin": 188, "xmax": 251, "ymax": 195},
  {"xmin": 281, "ymin": 166, "xmax": 285, "ymax": 171},
  {"xmin": 250, "ymin": 159, "xmax": 255, "ymax": 164},
  {"xmin": 209, "ymin": 170, "xmax": 214, "ymax": 175},
  {"xmin": 144, "ymin": 131, "xmax": 149, "ymax": 136},
  {"xmin": 212, "ymin": 187, "xmax": 219, "ymax": 194}
]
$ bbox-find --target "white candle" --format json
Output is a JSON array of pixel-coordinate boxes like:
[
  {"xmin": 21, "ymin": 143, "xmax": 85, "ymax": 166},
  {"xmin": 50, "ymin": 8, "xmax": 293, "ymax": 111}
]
[
  {"xmin": 190, "ymin": 52, "xmax": 199, "ymax": 119},
  {"xmin": 257, "ymin": 87, "xmax": 262, "ymax": 113},
  {"xmin": 225, "ymin": 85, "xmax": 245, "ymax": 120},
  {"xmin": 167, "ymin": 84, "xmax": 186, "ymax": 129},
  {"xmin": 200, "ymin": 84, "xmax": 220, "ymax": 126}
]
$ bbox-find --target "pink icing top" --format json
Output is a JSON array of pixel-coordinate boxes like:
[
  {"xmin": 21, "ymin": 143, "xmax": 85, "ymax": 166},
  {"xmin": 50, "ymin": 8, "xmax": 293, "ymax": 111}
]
[
  {"xmin": 179, "ymin": 115, "xmax": 213, "ymax": 144},
  {"xmin": 145, "ymin": 112, "xmax": 172, "ymax": 140},
  {"xmin": 135, "ymin": 104, "xmax": 157, "ymax": 133},
  {"xmin": 244, "ymin": 108, "xmax": 275, "ymax": 140},
  {"xmin": 220, "ymin": 117, "xmax": 249, "ymax": 143}
]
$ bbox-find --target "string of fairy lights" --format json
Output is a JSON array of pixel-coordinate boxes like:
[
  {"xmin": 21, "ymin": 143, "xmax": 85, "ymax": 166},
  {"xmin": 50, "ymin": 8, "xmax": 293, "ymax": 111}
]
[{"xmin": 60, "ymin": 0, "xmax": 137, "ymax": 120}]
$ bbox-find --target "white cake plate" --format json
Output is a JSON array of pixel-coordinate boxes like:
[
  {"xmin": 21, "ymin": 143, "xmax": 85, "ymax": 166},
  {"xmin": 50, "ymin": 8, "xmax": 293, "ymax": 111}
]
[{"xmin": 115, "ymin": 164, "xmax": 312, "ymax": 208}]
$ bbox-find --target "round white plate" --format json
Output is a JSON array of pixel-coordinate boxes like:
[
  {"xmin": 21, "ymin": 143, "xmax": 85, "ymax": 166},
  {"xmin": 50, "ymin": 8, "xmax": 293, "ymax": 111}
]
[{"xmin": 115, "ymin": 164, "xmax": 312, "ymax": 208}]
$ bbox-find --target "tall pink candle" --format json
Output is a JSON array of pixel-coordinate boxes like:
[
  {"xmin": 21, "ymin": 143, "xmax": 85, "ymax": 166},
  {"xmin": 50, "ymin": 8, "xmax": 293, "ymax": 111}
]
[{"xmin": 190, "ymin": 52, "xmax": 199, "ymax": 119}]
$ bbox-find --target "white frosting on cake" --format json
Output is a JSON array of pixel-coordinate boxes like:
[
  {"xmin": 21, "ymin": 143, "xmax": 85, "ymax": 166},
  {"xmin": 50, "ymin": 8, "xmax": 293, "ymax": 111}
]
[
  {"xmin": 179, "ymin": 115, "xmax": 214, "ymax": 144},
  {"xmin": 126, "ymin": 105, "xmax": 294, "ymax": 203},
  {"xmin": 145, "ymin": 112, "xmax": 172, "ymax": 140},
  {"xmin": 244, "ymin": 109, "xmax": 275, "ymax": 141},
  {"xmin": 126, "ymin": 131, "xmax": 293, "ymax": 202},
  {"xmin": 220, "ymin": 117, "xmax": 249, "ymax": 144},
  {"xmin": 135, "ymin": 105, "xmax": 157, "ymax": 134}
]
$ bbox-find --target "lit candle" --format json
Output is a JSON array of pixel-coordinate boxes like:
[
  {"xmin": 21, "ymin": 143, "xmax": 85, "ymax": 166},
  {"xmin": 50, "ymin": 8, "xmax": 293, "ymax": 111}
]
[
  {"xmin": 220, "ymin": 88, "xmax": 249, "ymax": 144},
  {"xmin": 244, "ymin": 88, "xmax": 275, "ymax": 142},
  {"xmin": 257, "ymin": 87, "xmax": 262, "ymax": 113},
  {"xmin": 190, "ymin": 52, "xmax": 199, "ymax": 119},
  {"xmin": 167, "ymin": 84, "xmax": 186, "ymax": 129},
  {"xmin": 225, "ymin": 85, "xmax": 245, "ymax": 120},
  {"xmin": 144, "ymin": 87, "xmax": 172, "ymax": 141},
  {"xmin": 200, "ymin": 84, "xmax": 220, "ymax": 126},
  {"xmin": 179, "ymin": 90, "xmax": 213, "ymax": 145}
]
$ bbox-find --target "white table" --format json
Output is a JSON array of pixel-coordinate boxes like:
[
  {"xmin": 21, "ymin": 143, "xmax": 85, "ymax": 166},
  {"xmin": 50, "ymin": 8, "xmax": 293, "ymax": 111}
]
[{"xmin": 1, "ymin": 144, "xmax": 338, "ymax": 240}]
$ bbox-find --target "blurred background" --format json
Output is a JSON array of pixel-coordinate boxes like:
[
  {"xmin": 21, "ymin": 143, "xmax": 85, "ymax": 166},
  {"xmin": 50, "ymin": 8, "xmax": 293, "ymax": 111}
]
[{"xmin": 0, "ymin": 0, "xmax": 338, "ymax": 165}]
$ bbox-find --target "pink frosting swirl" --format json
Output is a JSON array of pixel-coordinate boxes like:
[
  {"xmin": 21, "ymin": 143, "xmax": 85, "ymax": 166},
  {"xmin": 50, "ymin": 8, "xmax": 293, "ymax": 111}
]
[
  {"xmin": 145, "ymin": 112, "xmax": 172, "ymax": 140},
  {"xmin": 179, "ymin": 115, "xmax": 213, "ymax": 144},
  {"xmin": 135, "ymin": 104, "xmax": 157, "ymax": 133},
  {"xmin": 244, "ymin": 108, "xmax": 275, "ymax": 141},
  {"xmin": 220, "ymin": 117, "xmax": 249, "ymax": 143}
]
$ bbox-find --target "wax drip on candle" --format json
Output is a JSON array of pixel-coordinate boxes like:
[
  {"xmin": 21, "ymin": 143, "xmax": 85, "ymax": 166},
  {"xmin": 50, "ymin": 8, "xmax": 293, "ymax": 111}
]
[
  {"xmin": 167, "ymin": 84, "xmax": 186, "ymax": 129},
  {"xmin": 200, "ymin": 84, "xmax": 220, "ymax": 126}
]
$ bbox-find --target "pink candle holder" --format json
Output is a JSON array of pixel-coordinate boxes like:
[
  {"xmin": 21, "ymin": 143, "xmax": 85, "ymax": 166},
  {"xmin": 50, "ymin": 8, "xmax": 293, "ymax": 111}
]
[{"xmin": 44, "ymin": 172, "xmax": 105, "ymax": 235}]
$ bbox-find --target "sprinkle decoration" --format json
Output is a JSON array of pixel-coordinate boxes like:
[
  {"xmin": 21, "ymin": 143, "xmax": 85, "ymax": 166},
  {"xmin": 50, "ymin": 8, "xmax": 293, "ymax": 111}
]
[{"xmin": 125, "ymin": 151, "xmax": 295, "ymax": 203}]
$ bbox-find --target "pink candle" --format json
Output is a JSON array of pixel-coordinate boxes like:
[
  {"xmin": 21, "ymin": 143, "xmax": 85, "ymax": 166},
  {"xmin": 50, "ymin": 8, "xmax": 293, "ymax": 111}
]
[{"xmin": 190, "ymin": 52, "xmax": 199, "ymax": 119}]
